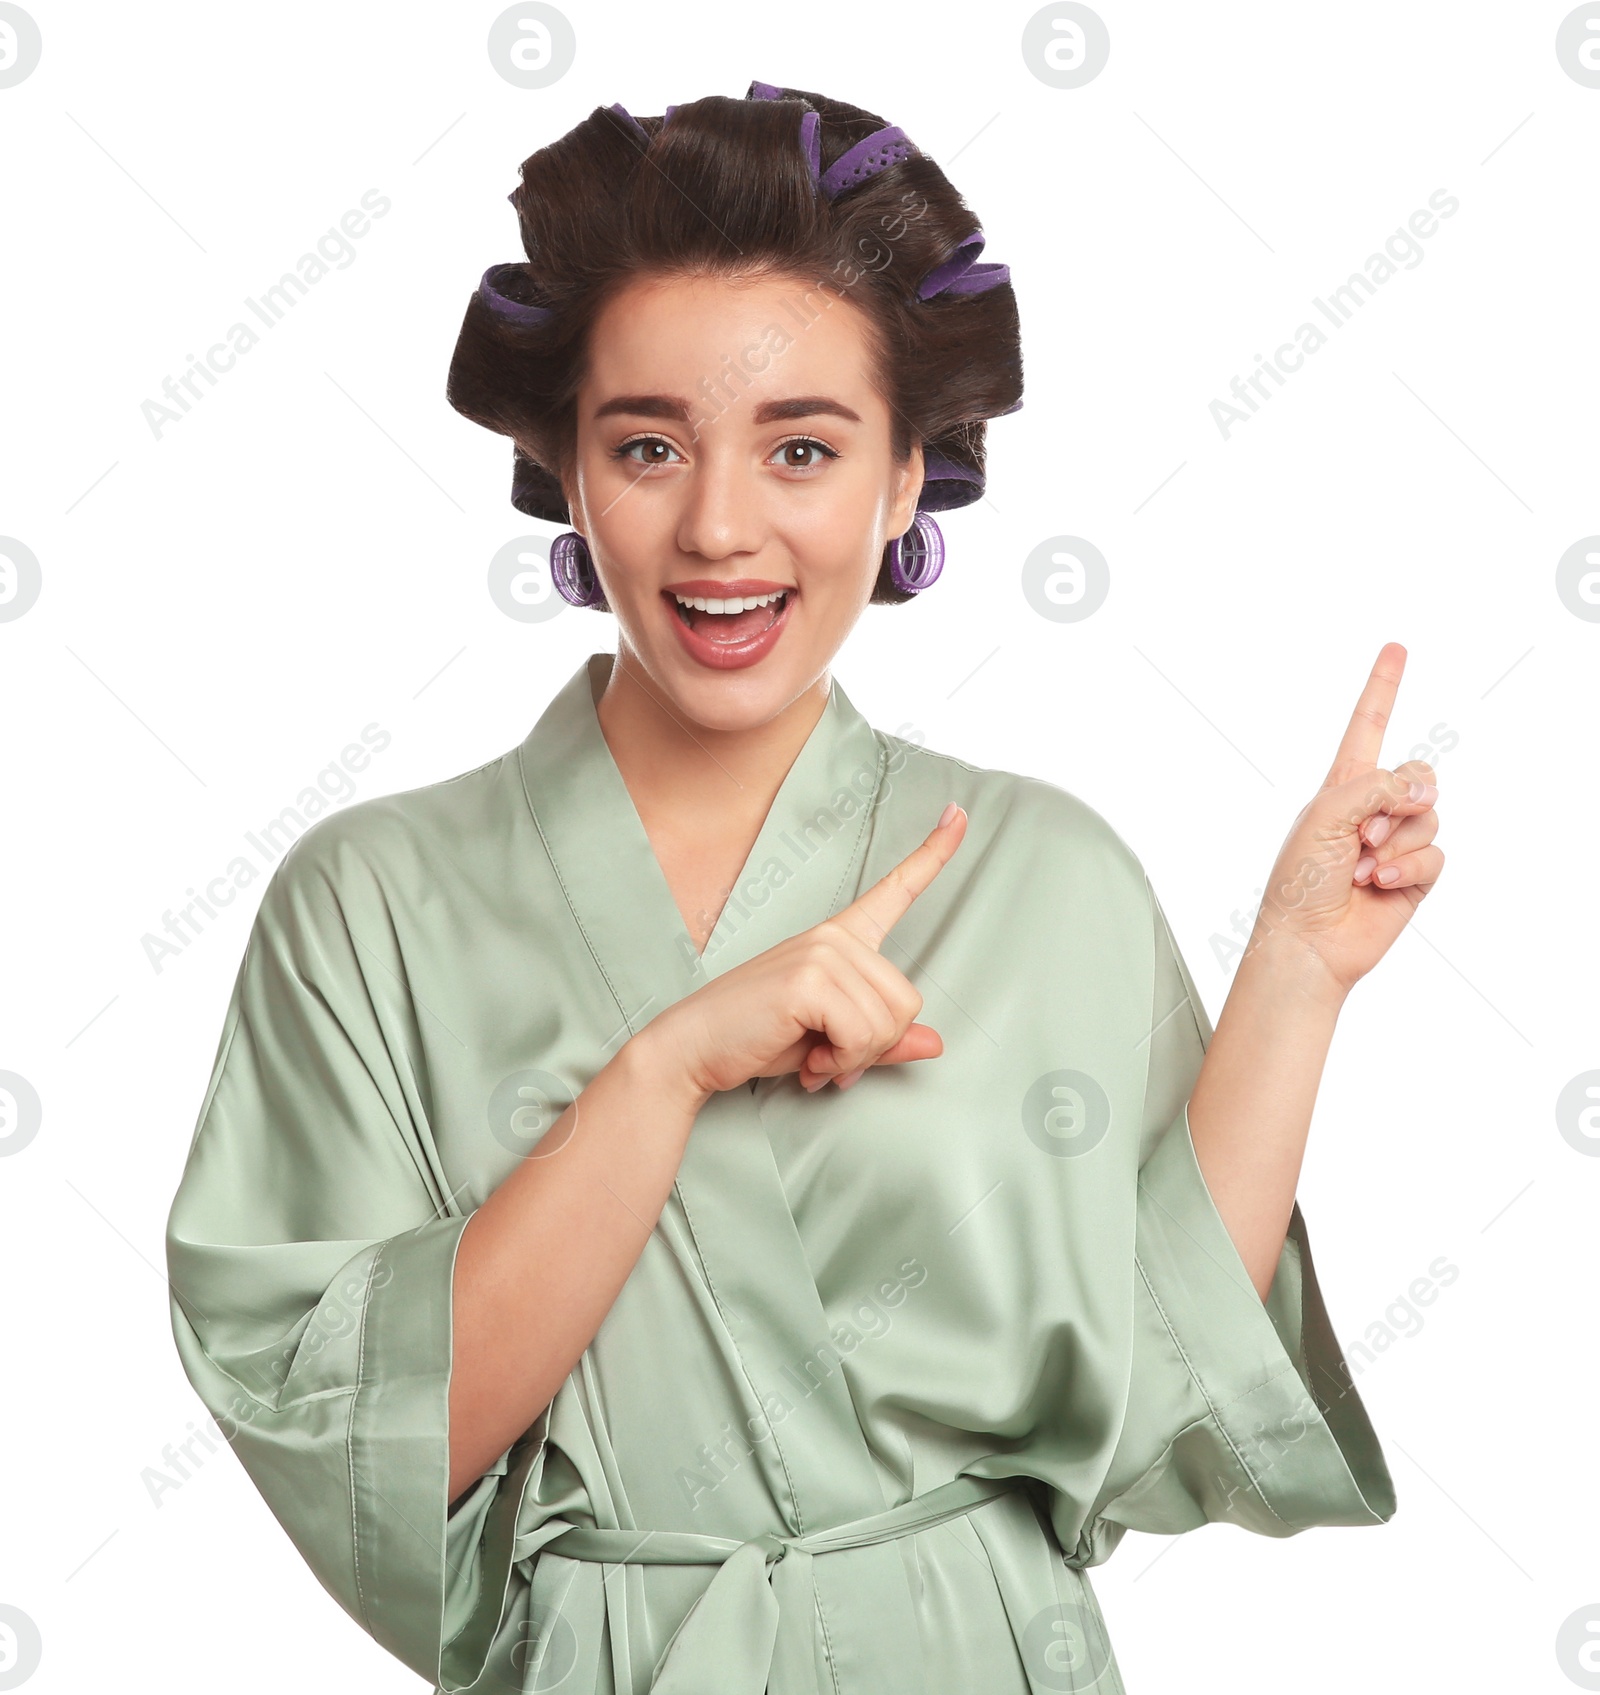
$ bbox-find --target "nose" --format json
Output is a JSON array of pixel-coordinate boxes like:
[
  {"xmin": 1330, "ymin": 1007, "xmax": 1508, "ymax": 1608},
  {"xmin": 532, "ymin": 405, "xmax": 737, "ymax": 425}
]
[{"xmin": 673, "ymin": 442, "xmax": 766, "ymax": 562}]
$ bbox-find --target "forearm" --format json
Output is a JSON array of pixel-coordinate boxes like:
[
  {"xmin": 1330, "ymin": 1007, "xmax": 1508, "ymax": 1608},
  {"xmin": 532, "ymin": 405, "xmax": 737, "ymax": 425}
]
[
  {"xmin": 447, "ymin": 1033, "xmax": 706, "ymax": 1504},
  {"xmin": 1184, "ymin": 935, "xmax": 1347, "ymax": 1301}
]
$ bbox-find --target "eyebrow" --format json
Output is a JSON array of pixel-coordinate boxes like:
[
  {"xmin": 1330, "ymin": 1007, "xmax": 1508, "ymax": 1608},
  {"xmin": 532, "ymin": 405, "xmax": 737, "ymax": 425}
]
[{"xmin": 591, "ymin": 393, "xmax": 862, "ymax": 425}]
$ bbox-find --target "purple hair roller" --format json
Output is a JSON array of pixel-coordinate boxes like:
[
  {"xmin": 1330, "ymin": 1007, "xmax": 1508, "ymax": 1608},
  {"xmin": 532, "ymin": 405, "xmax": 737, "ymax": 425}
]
[
  {"xmin": 917, "ymin": 229, "xmax": 1011, "ymax": 300},
  {"xmin": 937, "ymin": 261, "xmax": 1010, "ymax": 295},
  {"xmin": 478, "ymin": 263, "xmax": 553, "ymax": 328},
  {"xmin": 746, "ymin": 80, "xmax": 820, "ymax": 182},
  {"xmin": 918, "ymin": 450, "xmax": 984, "ymax": 512},
  {"xmin": 607, "ymin": 102, "xmax": 650, "ymax": 146},
  {"xmin": 799, "ymin": 110, "xmax": 821, "ymax": 185},
  {"xmin": 819, "ymin": 125, "xmax": 914, "ymax": 199}
]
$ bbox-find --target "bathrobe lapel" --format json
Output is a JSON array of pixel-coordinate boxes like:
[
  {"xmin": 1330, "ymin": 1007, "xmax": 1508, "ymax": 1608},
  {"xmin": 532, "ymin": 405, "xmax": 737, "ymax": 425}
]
[{"xmin": 518, "ymin": 652, "xmax": 935, "ymax": 1689}]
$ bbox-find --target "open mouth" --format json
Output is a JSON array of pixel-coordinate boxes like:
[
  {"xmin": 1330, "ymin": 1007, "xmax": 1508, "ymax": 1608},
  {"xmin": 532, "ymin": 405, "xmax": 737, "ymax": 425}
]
[{"xmin": 666, "ymin": 588, "xmax": 792, "ymax": 646}]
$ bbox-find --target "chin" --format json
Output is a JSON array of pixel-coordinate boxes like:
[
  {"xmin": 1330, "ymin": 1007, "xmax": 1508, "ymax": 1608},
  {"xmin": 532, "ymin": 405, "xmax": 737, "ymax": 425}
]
[
  {"xmin": 667, "ymin": 653, "xmax": 817, "ymax": 733},
  {"xmin": 656, "ymin": 646, "xmax": 833, "ymax": 740}
]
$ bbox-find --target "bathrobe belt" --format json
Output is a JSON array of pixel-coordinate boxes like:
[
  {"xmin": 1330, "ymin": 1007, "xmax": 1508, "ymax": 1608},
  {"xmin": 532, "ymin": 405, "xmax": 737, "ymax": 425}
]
[{"xmin": 519, "ymin": 1472, "xmax": 1028, "ymax": 1693}]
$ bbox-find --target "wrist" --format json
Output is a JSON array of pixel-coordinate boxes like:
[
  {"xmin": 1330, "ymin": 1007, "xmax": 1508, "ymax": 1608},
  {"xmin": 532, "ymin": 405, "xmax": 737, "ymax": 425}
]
[
  {"xmin": 1237, "ymin": 926, "xmax": 1350, "ymax": 1016},
  {"xmin": 612, "ymin": 1022, "xmax": 713, "ymax": 1121}
]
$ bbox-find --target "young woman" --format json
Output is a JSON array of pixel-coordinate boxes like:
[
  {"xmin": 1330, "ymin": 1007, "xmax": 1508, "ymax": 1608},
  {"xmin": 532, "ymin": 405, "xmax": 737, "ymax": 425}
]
[{"xmin": 165, "ymin": 82, "xmax": 1440, "ymax": 1695}]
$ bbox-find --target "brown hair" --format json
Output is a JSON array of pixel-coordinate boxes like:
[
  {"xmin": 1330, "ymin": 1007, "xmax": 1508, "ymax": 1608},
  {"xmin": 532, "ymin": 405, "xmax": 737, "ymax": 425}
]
[{"xmin": 446, "ymin": 80, "xmax": 1023, "ymax": 604}]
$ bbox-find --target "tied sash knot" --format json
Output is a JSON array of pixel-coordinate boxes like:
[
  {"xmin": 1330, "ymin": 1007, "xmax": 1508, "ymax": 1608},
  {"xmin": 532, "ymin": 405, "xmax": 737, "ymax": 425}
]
[{"xmin": 518, "ymin": 1472, "xmax": 1025, "ymax": 1693}]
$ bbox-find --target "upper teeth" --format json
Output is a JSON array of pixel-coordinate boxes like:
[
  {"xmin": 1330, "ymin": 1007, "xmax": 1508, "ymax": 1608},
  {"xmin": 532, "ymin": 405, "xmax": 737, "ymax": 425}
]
[{"xmin": 672, "ymin": 590, "xmax": 787, "ymax": 614}]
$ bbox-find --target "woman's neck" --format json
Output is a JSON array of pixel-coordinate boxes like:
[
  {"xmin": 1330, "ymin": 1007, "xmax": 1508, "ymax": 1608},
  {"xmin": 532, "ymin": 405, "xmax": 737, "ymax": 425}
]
[{"xmin": 593, "ymin": 646, "xmax": 831, "ymax": 950}]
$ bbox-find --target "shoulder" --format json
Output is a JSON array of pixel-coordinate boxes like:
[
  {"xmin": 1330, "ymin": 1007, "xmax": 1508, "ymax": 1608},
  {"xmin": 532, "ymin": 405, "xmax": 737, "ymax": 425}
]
[
  {"xmin": 255, "ymin": 745, "xmax": 521, "ymax": 926},
  {"xmin": 874, "ymin": 725, "xmax": 1154, "ymax": 916}
]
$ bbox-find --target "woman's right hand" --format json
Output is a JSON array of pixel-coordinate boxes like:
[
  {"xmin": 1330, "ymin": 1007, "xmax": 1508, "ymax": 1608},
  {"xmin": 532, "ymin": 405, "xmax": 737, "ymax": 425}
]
[{"xmin": 633, "ymin": 802, "xmax": 969, "ymax": 1111}]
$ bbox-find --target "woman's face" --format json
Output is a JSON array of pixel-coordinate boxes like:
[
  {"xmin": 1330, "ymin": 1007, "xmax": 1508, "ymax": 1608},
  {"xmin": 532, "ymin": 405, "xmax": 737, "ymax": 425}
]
[{"xmin": 560, "ymin": 269, "xmax": 924, "ymax": 732}]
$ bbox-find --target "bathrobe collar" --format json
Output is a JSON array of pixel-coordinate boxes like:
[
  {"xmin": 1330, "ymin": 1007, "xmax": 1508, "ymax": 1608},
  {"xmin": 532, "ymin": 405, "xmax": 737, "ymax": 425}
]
[{"xmin": 517, "ymin": 650, "xmax": 889, "ymax": 1035}]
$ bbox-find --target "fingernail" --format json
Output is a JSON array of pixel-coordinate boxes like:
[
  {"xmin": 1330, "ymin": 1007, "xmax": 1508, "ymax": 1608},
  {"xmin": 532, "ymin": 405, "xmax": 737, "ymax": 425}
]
[
  {"xmin": 938, "ymin": 802, "xmax": 959, "ymax": 829},
  {"xmin": 1376, "ymin": 865, "xmax": 1401, "ymax": 885},
  {"xmin": 1363, "ymin": 816, "xmax": 1393, "ymax": 847},
  {"xmin": 1354, "ymin": 854, "xmax": 1376, "ymax": 882},
  {"xmin": 1409, "ymin": 781, "xmax": 1437, "ymax": 804}
]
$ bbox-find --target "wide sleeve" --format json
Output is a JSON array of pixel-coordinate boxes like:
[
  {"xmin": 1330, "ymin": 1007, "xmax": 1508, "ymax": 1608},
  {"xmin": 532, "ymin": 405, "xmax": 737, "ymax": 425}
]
[
  {"xmin": 163, "ymin": 826, "xmax": 558, "ymax": 1692},
  {"xmin": 1065, "ymin": 872, "xmax": 1397, "ymax": 1567}
]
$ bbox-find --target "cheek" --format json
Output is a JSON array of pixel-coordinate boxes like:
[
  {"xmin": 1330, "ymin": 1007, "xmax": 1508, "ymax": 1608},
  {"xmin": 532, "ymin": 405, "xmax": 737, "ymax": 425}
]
[
  {"xmin": 778, "ymin": 490, "xmax": 891, "ymax": 605},
  {"xmin": 584, "ymin": 461, "xmax": 672, "ymax": 548},
  {"xmin": 784, "ymin": 470, "xmax": 889, "ymax": 553},
  {"xmin": 794, "ymin": 536, "xmax": 886, "ymax": 618}
]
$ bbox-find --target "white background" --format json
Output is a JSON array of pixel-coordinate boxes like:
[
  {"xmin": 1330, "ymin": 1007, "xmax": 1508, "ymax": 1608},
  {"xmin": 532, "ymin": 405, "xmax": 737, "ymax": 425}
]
[{"xmin": 2, "ymin": 2, "xmax": 1594, "ymax": 1690}]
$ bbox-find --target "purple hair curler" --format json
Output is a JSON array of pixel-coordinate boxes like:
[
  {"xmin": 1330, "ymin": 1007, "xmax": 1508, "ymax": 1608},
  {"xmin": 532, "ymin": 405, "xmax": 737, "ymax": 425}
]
[
  {"xmin": 917, "ymin": 450, "xmax": 984, "ymax": 513},
  {"xmin": 799, "ymin": 109, "xmax": 821, "ymax": 186},
  {"xmin": 478, "ymin": 263, "xmax": 553, "ymax": 329},
  {"xmin": 819, "ymin": 125, "xmax": 915, "ymax": 199},
  {"xmin": 740, "ymin": 81, "xmax": 820, "ymax": 184},
  {"xmin": 607, "ymin": 102, "xmax": 650, "ymax": 146},
  {"xmin": 483, "ymin": 83, "xmax": 1021, "ymax": 524},
  {"xmin": 916, "ymin": 229, "xmax": 1011, "ymax": 301}
]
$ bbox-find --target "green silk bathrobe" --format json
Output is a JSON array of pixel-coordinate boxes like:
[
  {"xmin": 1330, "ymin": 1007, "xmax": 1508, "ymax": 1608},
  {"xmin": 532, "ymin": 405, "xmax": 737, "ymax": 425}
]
[{"xmin": 164, "ymin": 650, "xmax": 1395, "ymax": 1694}]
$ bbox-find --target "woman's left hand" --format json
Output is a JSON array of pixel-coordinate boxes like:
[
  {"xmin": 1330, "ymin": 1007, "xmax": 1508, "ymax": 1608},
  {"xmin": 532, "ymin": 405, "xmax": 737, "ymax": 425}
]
[{"xmin": 1248, "ymin": 641, "xmax": 1445, "ymax": 1000}]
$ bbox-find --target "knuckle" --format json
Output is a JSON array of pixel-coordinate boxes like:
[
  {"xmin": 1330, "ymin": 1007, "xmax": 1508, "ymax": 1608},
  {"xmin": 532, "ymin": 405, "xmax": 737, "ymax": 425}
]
[
  {"xmin": 1360, "ymin": 780, "xmax": 1389, "ymax": 811},
  {"xmin": 838, "ymin": 1012, "xmax": 873, "ymax": 1057}
]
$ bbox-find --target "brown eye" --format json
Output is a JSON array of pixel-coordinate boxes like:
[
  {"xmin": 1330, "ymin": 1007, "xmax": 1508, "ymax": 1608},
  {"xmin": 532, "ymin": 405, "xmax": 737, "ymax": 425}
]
[
  {"xmin": 772, "ymin": 437, "xmax": 838, "ymax": 471},
  {"xmin": 614, "ymin": 436, "xmax": 682, "ymax": 467}
]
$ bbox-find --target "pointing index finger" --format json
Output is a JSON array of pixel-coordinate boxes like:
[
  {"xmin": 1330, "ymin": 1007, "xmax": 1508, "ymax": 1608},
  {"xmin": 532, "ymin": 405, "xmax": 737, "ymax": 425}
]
[
  {"xmin": 1323, "ymin": 641, "xmax": 1406, "ymax": 786},
  {"xmin": 832, "ymin": 804, "xmax": 967, "ymax": 951}
]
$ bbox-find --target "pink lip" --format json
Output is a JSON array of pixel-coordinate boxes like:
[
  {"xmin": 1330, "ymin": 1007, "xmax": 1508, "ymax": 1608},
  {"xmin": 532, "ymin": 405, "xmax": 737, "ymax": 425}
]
[
  {"xmin": 662, "ymin": 578, "xmax": 795, "ymax": 596},
  {"xmin": 663, "ymin": 583, "xmax": 795, "ymax": 672}
]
